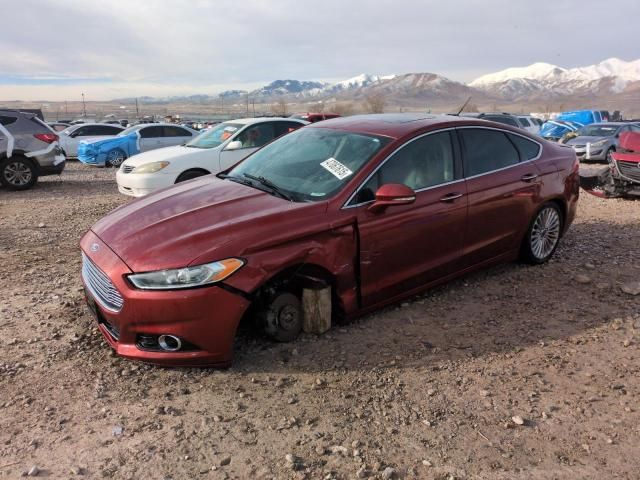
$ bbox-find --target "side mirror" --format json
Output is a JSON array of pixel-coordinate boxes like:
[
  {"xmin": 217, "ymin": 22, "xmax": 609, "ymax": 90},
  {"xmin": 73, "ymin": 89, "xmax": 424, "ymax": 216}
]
[
  {"xmin": 225, "ymin": 140, "xmax": 242, "ymax": 151},
  {"xmin": 367, "ymin": 184, "xmax": 416, "ymax": 213}
]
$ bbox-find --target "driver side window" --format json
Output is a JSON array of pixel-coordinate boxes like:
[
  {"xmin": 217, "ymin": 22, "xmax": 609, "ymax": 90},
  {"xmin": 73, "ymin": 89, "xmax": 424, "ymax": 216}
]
[
  {"xmin": 352, "ymin": 131, "xmax": 455, "ymax": 204},
  {"xmin": 236, "ymin": 123, "xmax": 275, "ymax": 148}
]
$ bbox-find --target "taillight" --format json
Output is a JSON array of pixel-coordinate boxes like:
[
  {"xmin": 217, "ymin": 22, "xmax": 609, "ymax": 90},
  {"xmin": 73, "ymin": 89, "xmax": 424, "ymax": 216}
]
[{"xmin": 34, "ymin": 133, "xmax": 58, "ymax": 144}]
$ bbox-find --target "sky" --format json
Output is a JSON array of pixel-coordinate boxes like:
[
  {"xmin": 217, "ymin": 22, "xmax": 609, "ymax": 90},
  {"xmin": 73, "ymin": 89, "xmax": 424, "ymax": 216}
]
[{"xmin": 1, "ymin": 0, "xmax": 638, "ymax": 101}]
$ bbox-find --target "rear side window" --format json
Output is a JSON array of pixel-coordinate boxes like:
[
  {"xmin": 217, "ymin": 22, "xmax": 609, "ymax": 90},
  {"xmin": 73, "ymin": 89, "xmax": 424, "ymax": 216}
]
[
  {"xmin": 508, "ymin": 134, "xmax": 541, "ymax": 160},
  {"xmin": 460, "ymin": 128, "xmax": 520, "ymax": 177},
  {"xmin": 92, "ymin": 125, "xmax": 122, "ymax": 135},
  {"xmin": 0, "ymin": 115, "xmax": 17, "ymax": 126},
  {"xmin": 140, "ymin": 126, "xmax": 164, "ymax": 138},
  {"xmin": 164, "ymin": 126, "xmax": 192, "ymax": 137},
  {"xmin": 518, "ymin": 117, "xmax": 531, "ymax": 127}
]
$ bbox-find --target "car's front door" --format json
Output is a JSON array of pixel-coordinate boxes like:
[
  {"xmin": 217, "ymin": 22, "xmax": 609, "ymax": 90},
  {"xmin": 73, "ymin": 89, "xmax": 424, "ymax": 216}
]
[
  {"xmin": 219, "ymin": 122, "xmax": 276, "ymax": 171},
  {"xmin": 351, "ymin": 130, "xmax": 467, "ymax": 307},
  {"xmin": 458, "ymin": 127, "xmax": 543, "ymax": 267}
]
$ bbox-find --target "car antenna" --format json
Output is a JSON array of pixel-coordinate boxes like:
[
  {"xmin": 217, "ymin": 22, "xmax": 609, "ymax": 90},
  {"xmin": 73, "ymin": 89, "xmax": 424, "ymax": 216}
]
[{"xmin": 453, "ymin": 97, "xmax": 472, "ymax": 116}]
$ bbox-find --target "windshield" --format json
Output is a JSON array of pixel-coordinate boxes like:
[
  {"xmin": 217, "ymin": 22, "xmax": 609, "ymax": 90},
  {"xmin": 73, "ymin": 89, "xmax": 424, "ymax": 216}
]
[
  {"xmin": 118, "ymin": 125, "xmax": 142, "ymax": 136},
  {"xmin": 577, "ymin": 125, "xmax": 619, "ymax": 137},
  {"xmin": 186, "ymin": 123, "xmax": 243, "ymax": 148},
  {"xmin": 228, "ymin": 128, "xmax": 390, "ymax": 202}
]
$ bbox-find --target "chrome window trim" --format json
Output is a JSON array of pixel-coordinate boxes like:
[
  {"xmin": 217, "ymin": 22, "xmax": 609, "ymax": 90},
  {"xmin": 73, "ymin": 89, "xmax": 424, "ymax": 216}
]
[
  {"xmin": 458, "ymin": 126, "xmax": 542, "ymax": 181},
  {"xmin": 342, "ymin": 125, "xmax": 544, "ymax": 210},
  {"xmin": 342, "ymin": 128, "xmax": 458, "ymax": 209}
]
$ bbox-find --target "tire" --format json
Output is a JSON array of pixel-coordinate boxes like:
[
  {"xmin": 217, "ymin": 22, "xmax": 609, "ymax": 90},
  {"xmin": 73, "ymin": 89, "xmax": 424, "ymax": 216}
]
[
  {"xmin": 521, "ymin": 203, "xmax": 563, "ymax": 265},
  {"xmin": 176, "ymin": 169, "xmax": 208, "ymax": 183},
  {"xmin": 105, "ymin": 148, "xmax": 127, "ymax": 167},
  {"xmin": 262, "ymin": 292, "xmax": 303, "ymax": 343},
  {"xmin": 0, "ymin": 156, "xmax": 38, "ymax": 191}
]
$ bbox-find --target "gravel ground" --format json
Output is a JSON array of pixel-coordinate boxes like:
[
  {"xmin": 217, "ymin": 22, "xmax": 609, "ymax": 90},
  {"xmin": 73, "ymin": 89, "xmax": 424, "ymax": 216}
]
[{"xmin": 0, "ymin": 162, "xmax": 638, "ymax": 480}]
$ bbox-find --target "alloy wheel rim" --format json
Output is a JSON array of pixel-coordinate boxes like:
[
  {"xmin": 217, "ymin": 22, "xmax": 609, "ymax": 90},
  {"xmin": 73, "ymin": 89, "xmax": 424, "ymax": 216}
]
[
  {"xmin": 4, "ymin": 162, "xmax": 32, "ymax": 186},
  {"xmin": 530, "ymin": 207, "xmax": 560, "ymax": 260},
  {"xmin": 107, "ymin": 150, "xmax": 124, "ymax": 166}
]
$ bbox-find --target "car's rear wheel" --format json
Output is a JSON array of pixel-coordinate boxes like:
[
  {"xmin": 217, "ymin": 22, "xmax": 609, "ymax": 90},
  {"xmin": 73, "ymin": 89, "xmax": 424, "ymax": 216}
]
[
  {"xmin": 261, "ymin": 292, "xmax": 303, "ymax": 342},
  {"xmin": 521, "ymin": 203, "xmax": 563, "ymax": 264},
  {"xmin": 176, "ymin": 169, "xmax": 209, "ymax": 183},
  {"xmin": 106, "ymin": 148, "xmax": 127, "ymax": 167},
  {"xmin": 0, "ymin": 156, "xmax": 38, "ymax": 190}
]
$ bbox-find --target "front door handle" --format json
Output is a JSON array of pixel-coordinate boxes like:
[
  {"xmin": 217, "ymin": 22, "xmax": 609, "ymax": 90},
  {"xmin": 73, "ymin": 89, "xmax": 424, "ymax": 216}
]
[
  {"xmin": 520, "ymin": 173, "xmax": 538, "ymax": 182},
  {"xmin": 439, "ymin": 192, "xmax": 464, "ymax": 202}
]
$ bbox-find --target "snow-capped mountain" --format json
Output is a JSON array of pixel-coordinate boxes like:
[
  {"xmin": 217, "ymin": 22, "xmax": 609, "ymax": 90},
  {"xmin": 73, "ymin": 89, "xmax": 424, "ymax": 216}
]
[
  {"xmin": 323, "ymin": 74, "xmax": 396, "ymax": 93},
  {"xmin": 470, "ymin": 58, "xmax": 640, "ymax": 99},
  {"xmin": 251, "ymin": 79, "xmax": 328, "ymax": 97}
]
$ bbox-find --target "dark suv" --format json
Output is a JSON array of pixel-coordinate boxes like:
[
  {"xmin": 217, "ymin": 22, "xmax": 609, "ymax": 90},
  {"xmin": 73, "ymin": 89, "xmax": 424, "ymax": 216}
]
[{"xmin": 0, "ymin": 109, "xmax": 65, "ymax": 190}]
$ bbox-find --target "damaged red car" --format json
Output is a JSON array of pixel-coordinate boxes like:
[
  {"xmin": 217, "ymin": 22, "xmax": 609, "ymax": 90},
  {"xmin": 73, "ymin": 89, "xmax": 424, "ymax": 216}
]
[{"xmin": 80, "ymin": 114, "xmax": 579, "ymax": 367}]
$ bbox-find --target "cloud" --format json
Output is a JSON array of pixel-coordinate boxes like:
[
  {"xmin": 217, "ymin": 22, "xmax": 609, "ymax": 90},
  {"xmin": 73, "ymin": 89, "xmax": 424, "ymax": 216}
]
[{"xmin": 0, "ymin": 0, "xmax": 638, "ymax": 100}]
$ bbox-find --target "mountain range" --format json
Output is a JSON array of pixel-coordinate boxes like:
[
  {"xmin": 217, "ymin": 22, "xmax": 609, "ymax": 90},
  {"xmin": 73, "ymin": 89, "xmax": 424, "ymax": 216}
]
[{"xmin": 119, "ymin": 58, "xmax": 640, "ymax": 112}]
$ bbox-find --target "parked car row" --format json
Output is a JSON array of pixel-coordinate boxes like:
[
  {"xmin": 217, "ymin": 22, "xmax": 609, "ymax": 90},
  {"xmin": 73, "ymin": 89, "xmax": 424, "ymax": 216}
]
[{"xmin": 78, "ymin": 113, "xmax": 579, "ymax": 367}]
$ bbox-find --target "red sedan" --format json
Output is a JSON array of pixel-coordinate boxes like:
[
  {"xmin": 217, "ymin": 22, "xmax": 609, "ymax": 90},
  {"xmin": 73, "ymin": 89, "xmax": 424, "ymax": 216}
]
[{"xmin": 80, "ymin": 114, "xmax": 579, "ymax": 367}]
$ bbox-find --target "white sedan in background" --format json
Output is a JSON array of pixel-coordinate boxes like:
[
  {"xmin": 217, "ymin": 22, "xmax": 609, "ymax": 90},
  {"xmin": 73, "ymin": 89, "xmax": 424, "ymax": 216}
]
[
  {"xmin": 116, "ymin": 117, "xmax": 307, "ymax": 197},
  {"xmin": 59, "ymin": 123, "xmax": 125, "ymax": 158}
]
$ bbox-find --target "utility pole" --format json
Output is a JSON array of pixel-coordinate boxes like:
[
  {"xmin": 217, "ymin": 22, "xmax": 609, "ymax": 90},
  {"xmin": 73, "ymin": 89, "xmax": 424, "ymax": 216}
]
[
  {"xmin": 81, "ymin": 93, "xmax": 86, "ymax": 119},
  {"xmin": 246, "ymin": 93, "xmax": 249, "ymax": 116},
  {"xmin": 135, "ymin": 98, "xmax": 140, "ymax": 119}
]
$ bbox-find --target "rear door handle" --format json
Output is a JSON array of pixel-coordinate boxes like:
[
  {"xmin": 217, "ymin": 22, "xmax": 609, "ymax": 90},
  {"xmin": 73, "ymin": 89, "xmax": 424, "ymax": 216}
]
[
  {"xmin": 439, "ymin": 192, "xmax": 464, "ymax": 202},
  {"xmin": 521, "ymin": 173, "xmax": 538, "ymax": 182}
]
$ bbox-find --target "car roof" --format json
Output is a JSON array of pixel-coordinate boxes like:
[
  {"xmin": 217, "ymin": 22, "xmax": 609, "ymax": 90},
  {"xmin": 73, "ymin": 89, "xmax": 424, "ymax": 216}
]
[
  {"xmin": 224, "ymin": 117, "xmax": 308, "ymax": 125},
  {"xmin": 69, "ymin": 122, "xmax": 124, "ymax": 129},
  {"xmin": 307, "ymin": 113, "xmax": 516, "ymax": 139}
]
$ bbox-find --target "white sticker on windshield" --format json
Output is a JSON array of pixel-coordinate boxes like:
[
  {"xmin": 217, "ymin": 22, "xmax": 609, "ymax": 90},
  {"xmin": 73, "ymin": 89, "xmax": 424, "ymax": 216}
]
[
  {"xmin": 320, "ymin": 157, "xmax": 353, "ymax": 180},
  {"xmin": 224, "ymin": 126, "xmax": 238, "ymax": 132}
]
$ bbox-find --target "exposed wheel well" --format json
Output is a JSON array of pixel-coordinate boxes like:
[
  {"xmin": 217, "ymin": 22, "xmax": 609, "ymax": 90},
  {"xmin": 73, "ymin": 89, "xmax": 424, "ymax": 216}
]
[
  {"xmin": 546, "ymin": 198, "xmax": 566, "ymax": 233},
  {"xmin": 239, "ymin": 263, "xmax": 340, "ymax": 332},
  {"xmin": 175, "ymin": 168, "xmax": 210, "ymax": 183}
]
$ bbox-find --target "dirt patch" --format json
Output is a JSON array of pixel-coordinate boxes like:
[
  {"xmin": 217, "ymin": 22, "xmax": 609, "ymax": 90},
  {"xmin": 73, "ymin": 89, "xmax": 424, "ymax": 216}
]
[{"xmin": 0, "ymin": 163, "xmax": 638, "ymax": 479}]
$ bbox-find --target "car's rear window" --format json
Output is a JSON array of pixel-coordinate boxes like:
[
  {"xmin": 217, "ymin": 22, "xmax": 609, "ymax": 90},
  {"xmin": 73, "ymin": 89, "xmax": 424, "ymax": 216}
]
[{"xmin": 509, "ymin": 133, "xmax": 541, "ymax": 160}]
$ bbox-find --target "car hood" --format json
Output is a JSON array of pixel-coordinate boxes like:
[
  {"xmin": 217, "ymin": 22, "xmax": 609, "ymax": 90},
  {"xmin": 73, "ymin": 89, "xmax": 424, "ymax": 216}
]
[
  {"xmin": 91, "ymin": 177, "xmax": 328, "ymax": 272},
  {"xmin": 122, "ymin": 145, "xmax": 217, "ymax": 167},
  {"xmin": 566, "ymin": 136, "xmax": 610, "ymax": 145},
  {"xmin": 80, "ymin": 135, "xmax": 123, "ymax": 147}
]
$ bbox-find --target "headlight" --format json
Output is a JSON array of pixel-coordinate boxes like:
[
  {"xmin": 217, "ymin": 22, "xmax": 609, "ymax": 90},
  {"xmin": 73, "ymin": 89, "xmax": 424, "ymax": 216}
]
[
  {"xmin": 589, "ymin": 140, "xmax": 607, "ymax": 148},
  {"xmin": 128, "ymin": 258, "xmax": 244, "ymax": 290},
  {"xmin": 132, "ymin": 161, "xmax": 170, "ymax": 174}
]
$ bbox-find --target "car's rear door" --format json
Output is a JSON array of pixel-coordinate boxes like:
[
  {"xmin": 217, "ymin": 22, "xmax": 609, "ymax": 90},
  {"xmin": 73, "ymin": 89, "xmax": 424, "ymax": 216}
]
[
  {"xmin": 349, "ymin": 130, "xmax": 467, "ymax": 306},
  {"xmin": 163, "ymin": 126, "xmax": 194, "ymax": 148},
  {"xmin": 138, "ymin": 126, "xmax": 165, "ymax": 151},
  {"xmin": 458, "ymin": 126, "xmax": 544, "ymax": 267}
]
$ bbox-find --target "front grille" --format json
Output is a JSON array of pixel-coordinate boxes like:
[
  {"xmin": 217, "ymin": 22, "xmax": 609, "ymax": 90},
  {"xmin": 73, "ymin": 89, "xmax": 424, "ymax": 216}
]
[
  {"xmin": 617, "ymin": 160, "xmax": 640, "ymax": 182},
  {"xmin": 81, "ymin": 253, "xmax": 124, "ymax": 312},
  {"xmin": 121, "ymin": 165, "xmax": 134, "ymax": 174}
]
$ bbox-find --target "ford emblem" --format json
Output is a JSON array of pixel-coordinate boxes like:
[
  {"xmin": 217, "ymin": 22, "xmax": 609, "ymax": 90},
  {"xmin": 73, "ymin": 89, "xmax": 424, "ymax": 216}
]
[{"xmin": 90, "ymin": 243, "xmax": 100, "ymax": 252}]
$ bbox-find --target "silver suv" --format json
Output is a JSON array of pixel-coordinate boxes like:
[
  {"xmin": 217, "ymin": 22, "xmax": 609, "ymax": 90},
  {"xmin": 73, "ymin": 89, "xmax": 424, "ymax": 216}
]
[{"xmin": 0, "ymin": 110, "xmax": 65, "ymax": 190}]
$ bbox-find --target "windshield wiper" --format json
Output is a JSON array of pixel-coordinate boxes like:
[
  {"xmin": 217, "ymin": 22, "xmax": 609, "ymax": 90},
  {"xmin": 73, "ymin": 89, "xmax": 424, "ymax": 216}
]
[{"xmin": 242, "ymin": 173, "xmax": 293, "ymax": 201}]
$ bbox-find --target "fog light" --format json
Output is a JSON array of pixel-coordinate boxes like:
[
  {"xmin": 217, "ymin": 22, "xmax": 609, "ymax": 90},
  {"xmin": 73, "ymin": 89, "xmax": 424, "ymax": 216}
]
[{"xmin": 158, "ymin": 334, "xmax": 182, "ymax": 352}]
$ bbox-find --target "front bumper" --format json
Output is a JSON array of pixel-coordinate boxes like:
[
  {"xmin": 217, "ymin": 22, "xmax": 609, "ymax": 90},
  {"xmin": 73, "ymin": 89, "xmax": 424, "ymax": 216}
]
[
  {"xmin": 116, "ymin": 170, "xmax": 174, "ymax": 197},
  {"xmin": 80, "ymin": 231, "xmax": 251, "ymax": 367}
]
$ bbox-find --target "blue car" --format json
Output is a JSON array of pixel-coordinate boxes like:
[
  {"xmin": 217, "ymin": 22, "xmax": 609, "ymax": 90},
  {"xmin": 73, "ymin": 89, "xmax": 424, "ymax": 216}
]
[
  {"xmin": 78, "ymin": 123, "xmax": 197, "ymax": 167},
  {"xmin": 540, "ymin": 110, "xmax": 607, "ymax": 142}
]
